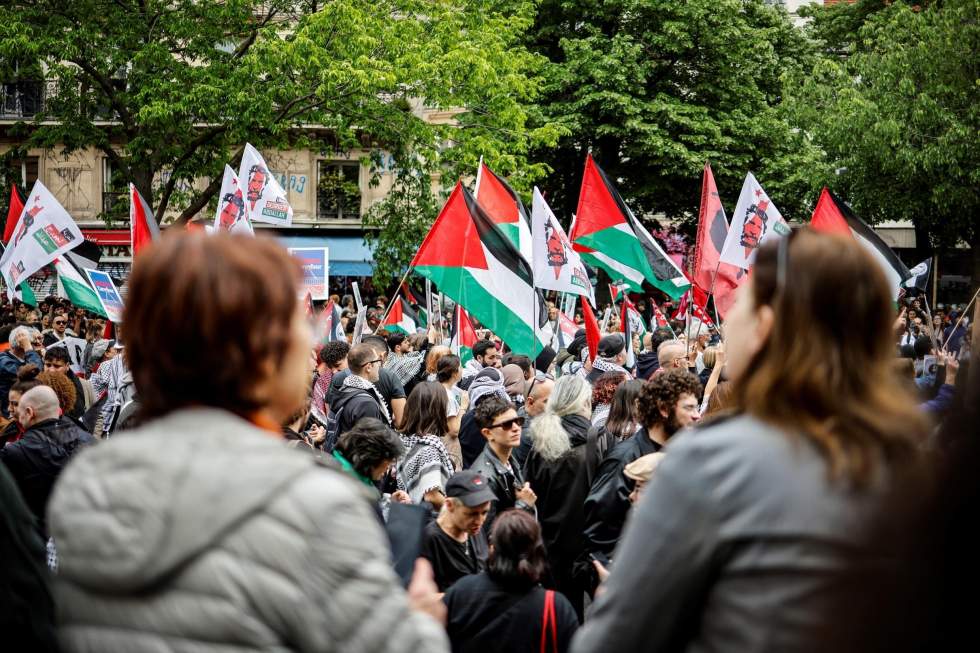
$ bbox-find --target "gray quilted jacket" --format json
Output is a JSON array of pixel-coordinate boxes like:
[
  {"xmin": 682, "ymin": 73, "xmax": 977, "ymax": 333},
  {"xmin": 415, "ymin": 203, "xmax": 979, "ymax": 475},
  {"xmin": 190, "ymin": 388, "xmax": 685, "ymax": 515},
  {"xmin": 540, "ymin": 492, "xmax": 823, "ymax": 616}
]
[{"xmin": 47, "ymin": 408, "xmax": 449, "ymax": 653}]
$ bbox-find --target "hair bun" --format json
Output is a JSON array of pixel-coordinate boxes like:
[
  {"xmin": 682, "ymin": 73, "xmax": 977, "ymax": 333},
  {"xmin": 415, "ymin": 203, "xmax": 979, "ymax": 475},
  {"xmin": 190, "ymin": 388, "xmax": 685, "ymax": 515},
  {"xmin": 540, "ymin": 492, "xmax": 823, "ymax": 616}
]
[{"xmin": 17, "ymin": 364, "xmax": 41, "ymax": 382}]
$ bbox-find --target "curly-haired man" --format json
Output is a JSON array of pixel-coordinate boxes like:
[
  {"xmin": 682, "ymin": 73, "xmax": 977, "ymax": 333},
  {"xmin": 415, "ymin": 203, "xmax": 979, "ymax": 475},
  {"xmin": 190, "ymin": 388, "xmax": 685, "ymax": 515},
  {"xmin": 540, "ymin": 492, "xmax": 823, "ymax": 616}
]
[{"xmin": 583, "ymin": 369, "xmax": 702, "ymax": 563}]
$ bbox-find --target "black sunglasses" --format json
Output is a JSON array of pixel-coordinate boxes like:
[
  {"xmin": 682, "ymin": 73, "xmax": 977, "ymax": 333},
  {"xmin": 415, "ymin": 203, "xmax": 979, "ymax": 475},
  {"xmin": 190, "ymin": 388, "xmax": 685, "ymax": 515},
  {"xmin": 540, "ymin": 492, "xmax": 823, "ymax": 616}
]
[{"xmin": 490, "ymin": 416, "xmax": 525, "ymax": 430}]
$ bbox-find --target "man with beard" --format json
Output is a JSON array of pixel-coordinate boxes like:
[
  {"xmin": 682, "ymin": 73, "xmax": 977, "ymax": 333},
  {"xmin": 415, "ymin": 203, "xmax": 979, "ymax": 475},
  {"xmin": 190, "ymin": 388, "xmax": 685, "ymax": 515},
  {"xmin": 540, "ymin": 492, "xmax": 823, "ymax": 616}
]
[
  {"xmin": 740, "ymin": 202, "xmax": 768, "ymax": 259},
  {"xmin": 582, "ymin": 369, "xmax": 701, "ymax": 565}
]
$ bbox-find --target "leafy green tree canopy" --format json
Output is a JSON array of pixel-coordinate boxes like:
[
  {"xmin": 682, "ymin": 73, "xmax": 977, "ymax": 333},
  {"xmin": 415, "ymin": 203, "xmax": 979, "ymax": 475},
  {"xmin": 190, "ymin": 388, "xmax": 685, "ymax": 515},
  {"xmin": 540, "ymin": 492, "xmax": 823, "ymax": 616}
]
[
  {"xmin": 790, "ymin": 0, "xmax": 979, "ymax": 280},
  {"xmin": 525, "ymin": 0, "xmax": 827, "ymax": 228},
  {"xmin": 0, "ymin": 0, "xmax": 558, "ymax": 224}
]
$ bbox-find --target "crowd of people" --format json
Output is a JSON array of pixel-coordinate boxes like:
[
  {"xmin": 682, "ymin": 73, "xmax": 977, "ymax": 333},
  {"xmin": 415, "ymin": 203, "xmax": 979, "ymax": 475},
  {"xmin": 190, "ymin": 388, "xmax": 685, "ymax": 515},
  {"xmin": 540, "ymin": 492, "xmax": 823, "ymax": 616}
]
[{"xmin": 0, "ymin": 229, "xmax": 976, "ymax": 652}]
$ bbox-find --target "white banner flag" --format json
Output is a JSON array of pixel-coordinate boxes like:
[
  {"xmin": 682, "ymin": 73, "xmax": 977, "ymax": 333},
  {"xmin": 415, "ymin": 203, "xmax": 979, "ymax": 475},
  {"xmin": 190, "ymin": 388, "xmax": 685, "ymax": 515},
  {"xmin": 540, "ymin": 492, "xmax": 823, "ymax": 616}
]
[
  {"xmin": 719, "ymin": 172, "xmax": 790, "ymax": 270},
  {"xmin": 238, "ymin": 143, "xmax": 293, "ymax": 226},
  {"xmin": 531, "ymin": 187, "xmax": 595, "ymax": 306},
  {"xmin": 0, "ymin": 180, "xmax": 84, "ymax": 299},
  {"xmin": 213, "ymin": 165, "xmax": 254, "ymax": 235}
]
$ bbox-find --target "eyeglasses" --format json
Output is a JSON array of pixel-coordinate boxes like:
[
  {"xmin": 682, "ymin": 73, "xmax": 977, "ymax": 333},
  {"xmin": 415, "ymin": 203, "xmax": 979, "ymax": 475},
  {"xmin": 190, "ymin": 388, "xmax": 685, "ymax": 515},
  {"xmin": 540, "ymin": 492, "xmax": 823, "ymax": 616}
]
[
  {"xmin": 54, "ymin": 321, "xmax": 66, "ymax": 326},
  {"xmin": 490, "ymin": 416, "xmax": 525, "ymax": 430},
  {"xmin": 368, "ymin": 358, "xmax": 383, "ymax": 366}
]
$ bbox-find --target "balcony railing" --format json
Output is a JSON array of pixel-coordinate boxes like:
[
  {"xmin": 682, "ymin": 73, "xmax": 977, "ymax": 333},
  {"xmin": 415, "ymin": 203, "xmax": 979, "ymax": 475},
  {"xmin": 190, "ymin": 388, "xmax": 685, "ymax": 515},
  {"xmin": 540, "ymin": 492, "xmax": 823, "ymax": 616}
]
[{"xmin": 1, "ymin": 80, "xmax": 45, "ymax": 118}]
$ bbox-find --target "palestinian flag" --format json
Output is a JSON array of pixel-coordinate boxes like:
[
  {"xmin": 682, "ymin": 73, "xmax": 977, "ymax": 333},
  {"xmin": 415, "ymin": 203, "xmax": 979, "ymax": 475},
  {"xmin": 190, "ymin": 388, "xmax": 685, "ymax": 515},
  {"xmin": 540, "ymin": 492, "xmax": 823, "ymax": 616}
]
[
  {"xmin": 383, "ymin": 296, "xmax": 419, "ymax": 335},
  {"xmin": 55, "ymin": 257, "xmax": 107, "ymax": 317},
  {"xmin": 13, "ymin": 280, "xmax": 36, "ymax": 306},
  {"xmin": 450, "ymin": 303, "xmax": 478, "ymax": 365},
  {"xmin": 810, "ymin": 188, "xmax": 910, "ymax": 299},
  {"xmin": 401, "ymin": 281, "xmax": 428, "ymax": 328},
  {"xmin": 608, "ymin": 282, "xmax": 628, "ymax": 304},
  {"xmin": 318, "ymin": 299, "xmax": 345, "ymax": 342},
  {"xmin": 412, "ymin": 182, "xmax": 548, "ymax": 357},
  {"xmin": 474, "ymin": 161, "xmax": 533, "ymax": 263},
  {"xmin": 570, "ymin": 154, "xmax": 690, "ymax": 299},
  {"xmin": 620, "ymin": 295, "xmax": 647, "ymax": 337},
  {"xmin": 130, "ymin": 184, "xmax": 160, "ymax": 257}
]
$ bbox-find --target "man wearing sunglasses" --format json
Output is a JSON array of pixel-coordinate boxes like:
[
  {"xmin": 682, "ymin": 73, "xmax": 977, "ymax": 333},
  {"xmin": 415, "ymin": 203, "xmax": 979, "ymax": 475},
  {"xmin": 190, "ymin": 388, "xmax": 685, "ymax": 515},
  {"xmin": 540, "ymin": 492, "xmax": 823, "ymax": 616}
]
[
  {"xmin": 328, "ymin": 343, "xmax": 394, "ymax": 446},
  {"xmin": 42, "ymin": 313, "xmax": 75, "ymax": 348},
  {"xmin": 470, "ymin": 395, "xmax": 537, "ymax": 537}
]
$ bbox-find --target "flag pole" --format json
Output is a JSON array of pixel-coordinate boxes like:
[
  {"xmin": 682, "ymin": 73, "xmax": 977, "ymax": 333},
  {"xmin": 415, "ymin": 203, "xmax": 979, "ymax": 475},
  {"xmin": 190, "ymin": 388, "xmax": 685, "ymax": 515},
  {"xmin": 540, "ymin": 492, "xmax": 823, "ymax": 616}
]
[
  {"xmin": 941, "ymin": 284, "xmax": 980, "ymax": 352},
  {"xmin": 474, "ymin": 156, "xmax": 484, "ymax": 197},
  {"xmin": 920, "ymin": 293, "xmax": 940, "ymax": 351},
  {"xmin": 375, "ymin": 267, "xmax": 414, "ymax": 334}
]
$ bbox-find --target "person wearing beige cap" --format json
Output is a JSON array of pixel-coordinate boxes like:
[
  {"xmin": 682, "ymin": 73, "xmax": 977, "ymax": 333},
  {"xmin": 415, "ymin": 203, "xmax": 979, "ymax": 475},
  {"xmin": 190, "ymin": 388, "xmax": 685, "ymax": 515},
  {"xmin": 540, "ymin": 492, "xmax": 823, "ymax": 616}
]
[{"xmin": 623, "ymin": 452, "xmax": 666, "ymax": 504}]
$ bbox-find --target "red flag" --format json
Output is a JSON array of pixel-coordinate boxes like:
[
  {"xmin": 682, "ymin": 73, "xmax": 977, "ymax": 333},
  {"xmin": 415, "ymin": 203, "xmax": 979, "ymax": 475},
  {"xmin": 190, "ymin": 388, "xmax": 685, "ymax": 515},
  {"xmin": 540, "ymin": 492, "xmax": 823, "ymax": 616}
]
[
  {"xmin": 693, "ymin": 164, "xmax": 743, "ymax": 318},
  {"xmin": 3, "ymin": 185, "xmax": 24, "ymax": 244},
  {"xmin": 130, "ymin": 184, "xmax": 160, "ymax": 257},
  {"xmin": 103, "ymin": 319, "xmax": 114, "ymax": 341},
  {"xmin": 580, "ymin": 299, "xmax": 600, "ymax": 361}
]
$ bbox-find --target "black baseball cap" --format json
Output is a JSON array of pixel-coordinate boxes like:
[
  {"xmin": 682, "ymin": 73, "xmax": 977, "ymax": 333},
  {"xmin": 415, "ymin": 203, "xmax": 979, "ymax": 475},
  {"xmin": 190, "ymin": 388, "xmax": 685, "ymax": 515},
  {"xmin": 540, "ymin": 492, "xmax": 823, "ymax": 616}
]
[
  {"xmin": 446, "ymin": 471, "xmax": 496, "ymax": 507},
  {"xmin": 598, "ymin": 333, "xmax": 626, "ymax": 357}
]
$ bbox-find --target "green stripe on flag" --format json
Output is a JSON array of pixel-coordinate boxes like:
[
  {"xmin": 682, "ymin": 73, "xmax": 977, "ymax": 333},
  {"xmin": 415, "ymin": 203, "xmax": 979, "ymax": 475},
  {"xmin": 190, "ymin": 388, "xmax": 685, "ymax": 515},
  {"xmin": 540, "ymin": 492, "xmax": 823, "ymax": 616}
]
[
  {"xmin": 59, "ymin": 274, "xmax": 108, "ymax": 317},
  {"xmin": 17, "ymin": 282, "xmax": 36, "ymax": 307},
  {"xmin": 416, "ymin": 265, "xmax": 545, "ymax": 357}
]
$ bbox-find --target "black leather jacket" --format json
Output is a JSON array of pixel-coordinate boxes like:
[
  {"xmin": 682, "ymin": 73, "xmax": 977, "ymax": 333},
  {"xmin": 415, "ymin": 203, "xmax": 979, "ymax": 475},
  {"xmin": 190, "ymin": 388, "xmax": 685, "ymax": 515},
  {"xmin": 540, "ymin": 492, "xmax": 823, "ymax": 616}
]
[
  {"xmin": 582, "ymin": 427, "xmax": 663, "ymax": 560},
  {"xmin": 471, "ymin": 443, "xmax": 534, "ymax": 536}
]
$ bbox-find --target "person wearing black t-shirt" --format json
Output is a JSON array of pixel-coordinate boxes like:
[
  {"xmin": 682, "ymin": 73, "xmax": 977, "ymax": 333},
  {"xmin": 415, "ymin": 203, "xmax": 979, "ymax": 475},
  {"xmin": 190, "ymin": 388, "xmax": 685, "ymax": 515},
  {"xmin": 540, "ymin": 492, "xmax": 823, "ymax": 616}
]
[{"xmin": 422, "ymin": 471, "xmax": 493, "ymax": 592}]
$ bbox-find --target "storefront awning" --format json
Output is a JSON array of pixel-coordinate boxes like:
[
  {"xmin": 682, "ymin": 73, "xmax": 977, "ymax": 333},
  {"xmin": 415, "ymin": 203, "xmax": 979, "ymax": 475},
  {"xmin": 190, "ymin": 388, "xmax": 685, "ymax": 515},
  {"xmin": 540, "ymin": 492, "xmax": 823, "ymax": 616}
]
[{"xmin": 276, "ymin": 235, "xmax": 374, "ymax": 277}]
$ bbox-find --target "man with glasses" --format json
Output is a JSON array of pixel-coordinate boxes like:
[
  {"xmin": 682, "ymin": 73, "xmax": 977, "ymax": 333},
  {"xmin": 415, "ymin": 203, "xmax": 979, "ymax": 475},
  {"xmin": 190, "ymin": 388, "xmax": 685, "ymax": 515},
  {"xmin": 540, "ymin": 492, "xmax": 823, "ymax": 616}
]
[
  {"xmin": 470, "ymin": 395, "xmax": 537, "ymax": 536},
  {"xmin": 656, "ymin": 339, "xmax": 693, "ymax": 375},
  {"xmin": 42, "ymin": 313, "xmax": 75, "ymax": 348},
  {"xmin": 329, "ymin": 343, "xmax": 394, "ymax": 445}
]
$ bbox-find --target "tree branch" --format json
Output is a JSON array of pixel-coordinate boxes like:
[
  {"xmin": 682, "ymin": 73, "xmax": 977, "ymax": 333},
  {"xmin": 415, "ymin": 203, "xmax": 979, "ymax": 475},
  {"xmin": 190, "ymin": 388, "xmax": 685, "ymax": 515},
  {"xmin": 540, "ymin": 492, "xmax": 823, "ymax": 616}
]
[
  {"xmin": 155, "ymin": 125, "xmax": 229, "ymax": 223},
  {"xmin": 174, "ymin": 146, "xmax": 245, "ymax": 225},
  {"xmin": 70, "ymin": 57, "xmax": 135, "ymax": 134}
]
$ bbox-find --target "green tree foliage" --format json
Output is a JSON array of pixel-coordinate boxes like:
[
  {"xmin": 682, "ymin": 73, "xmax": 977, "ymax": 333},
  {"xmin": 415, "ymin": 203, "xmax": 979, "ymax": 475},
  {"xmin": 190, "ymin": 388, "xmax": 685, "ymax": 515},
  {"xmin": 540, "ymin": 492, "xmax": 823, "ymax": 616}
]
[
  {"xmin": 525, "ymin": 0, "xmax": 827, "ymax": 229},
  {"xmin": 0, "ymin": 0, "xmax": 557, "ymax": 224},
  {"xmin": 361, "ymin": 167, "xmax": 440, "ymax": 285},
  {"xmin": 790, "ymin": 0, "xmax": 979, "ymax": 278}
]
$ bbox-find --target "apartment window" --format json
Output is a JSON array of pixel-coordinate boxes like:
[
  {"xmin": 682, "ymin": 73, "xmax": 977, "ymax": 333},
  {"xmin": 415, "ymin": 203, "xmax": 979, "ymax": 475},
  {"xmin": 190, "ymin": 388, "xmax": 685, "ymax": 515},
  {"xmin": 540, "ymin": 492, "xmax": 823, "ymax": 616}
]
[
  {"xmin": 102, "ymin": 158, "xmax": 128, "ymax": 219},
  {"xmin": 1, "ymin": 61, "xmax": 43, "ymax": 118},
  {"xmin": 317, "ymin": 161, "xmax": 361, "ymax": 220},
  {"xmin": 5, "ymin": 156, "xmax": 39, "ymax": 189}
]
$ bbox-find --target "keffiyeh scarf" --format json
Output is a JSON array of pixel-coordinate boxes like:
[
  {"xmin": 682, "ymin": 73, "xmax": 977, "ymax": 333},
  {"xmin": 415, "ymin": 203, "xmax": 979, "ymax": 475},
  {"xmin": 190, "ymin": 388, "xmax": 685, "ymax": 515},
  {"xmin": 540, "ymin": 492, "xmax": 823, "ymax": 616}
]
[
  {"xmin": 342, "ymin": 373, "xmax": 392, "ymax": 425},
  {"xmin": 592, "ymin": 356, "xmax": 631, "ymax": 377},
  {"xmin": 396, "ymin": 433, "xmax": 456, "ymax": 504},
  {"xmin": 383, "ymin": 351, "xmax": 425, "ymax": 387}
]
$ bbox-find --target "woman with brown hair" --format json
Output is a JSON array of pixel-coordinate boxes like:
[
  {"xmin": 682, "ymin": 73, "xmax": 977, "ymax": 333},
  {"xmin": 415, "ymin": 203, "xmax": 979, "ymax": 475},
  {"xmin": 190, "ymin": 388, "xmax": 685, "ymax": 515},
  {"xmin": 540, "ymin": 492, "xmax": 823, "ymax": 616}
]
[
  {"xmin": 46, "ymin": 233, "xmax": 448, "ymax": 653},
  {"xmin": 396, "ymin": 381, "xmax": 456, "ymax": 511},
  {"xmin": 572, "ymin": 230, "xmax": 925, "ymax": 653},
  {"xmin": 445, "ymin": 510, "xmax": 579, "ymax": 652}
]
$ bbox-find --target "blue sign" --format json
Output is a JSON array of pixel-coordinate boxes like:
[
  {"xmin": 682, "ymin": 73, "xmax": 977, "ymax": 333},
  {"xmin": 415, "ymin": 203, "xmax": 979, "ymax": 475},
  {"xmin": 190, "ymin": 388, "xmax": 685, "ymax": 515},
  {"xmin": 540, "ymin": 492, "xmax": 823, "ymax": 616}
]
[
  {"xmin": 84, "ymin": 269, "xmax": 125, "ymax": 323},
  {"xmin": 288, "ymin": 247, "xmax": 329, "ymax": 300}
]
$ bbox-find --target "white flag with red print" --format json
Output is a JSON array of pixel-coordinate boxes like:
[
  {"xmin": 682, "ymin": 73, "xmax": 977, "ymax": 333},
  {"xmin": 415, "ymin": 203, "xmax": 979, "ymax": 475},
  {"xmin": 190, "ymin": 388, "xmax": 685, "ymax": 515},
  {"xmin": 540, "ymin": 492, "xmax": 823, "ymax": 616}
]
[
  {"xmin": 238, "ymin": 144, "xmax": 293, "ymax": 226},
  {"xmin": 531, "ymin": 187, "xmax": 595, "ymax": 306},
  {"xmin": 1, "ymin": 180, "xmax": 84, "ymax": 299},
  {"xmin": 719, "ymin": 172, "xmax": 789, "ymax": 270},
  {"xmin": 213, "ymin": 165, "xmax": 254, "ymax": 235}
]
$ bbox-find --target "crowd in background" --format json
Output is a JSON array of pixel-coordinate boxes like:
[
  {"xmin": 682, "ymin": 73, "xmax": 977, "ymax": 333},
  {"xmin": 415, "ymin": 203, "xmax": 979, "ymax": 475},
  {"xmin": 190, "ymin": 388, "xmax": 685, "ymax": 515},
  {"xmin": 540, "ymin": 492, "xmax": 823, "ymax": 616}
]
[{"xmin": 0, "ymin": 230, "xmax": 976, "ymax": 652}]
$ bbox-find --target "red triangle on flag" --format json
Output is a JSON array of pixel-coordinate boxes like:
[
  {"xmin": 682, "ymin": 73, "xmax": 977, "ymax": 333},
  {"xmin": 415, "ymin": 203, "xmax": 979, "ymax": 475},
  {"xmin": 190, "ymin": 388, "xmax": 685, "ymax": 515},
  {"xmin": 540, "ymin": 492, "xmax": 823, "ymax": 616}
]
[
  {"xmin": 455, "ymin": 304, "xmax": 479, "ymax": 349},
  {"xmin": 810, "ymin": 187, "xmax": 852, "ymax": 236},
  {"xmin": 383, "ymin": 297, "xmax": 404, "ymax": 328},
  {"xmin": 130, "ymin": 184, "xmax": 160, "ymax": 257},
  {"xmin": 475, "ymin": 162, "xmax": 521, "ymax": 226},
  {"xmin": 570, "ymin": 153, "xmax": 626, "ymax": 251},
  {"xmin": 3, "ymin": 185, "xmax": 24, "ymax": 245},
  {"xmin": 411, "ymin": 183, "xmax": 489, "ymax": 270}
]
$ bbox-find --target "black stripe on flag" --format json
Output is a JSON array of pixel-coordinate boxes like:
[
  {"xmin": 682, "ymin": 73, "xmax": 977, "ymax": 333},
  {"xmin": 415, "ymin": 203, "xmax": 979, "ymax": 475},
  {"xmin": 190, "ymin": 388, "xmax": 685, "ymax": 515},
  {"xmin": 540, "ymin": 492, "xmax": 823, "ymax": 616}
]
[
  {"xmin": 830, "ymin": 191, "xmax": 911, "ymax": 281},
  {"xmin": 590, "ymin": 159, "xmax": 679, "ymax": 283}
]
